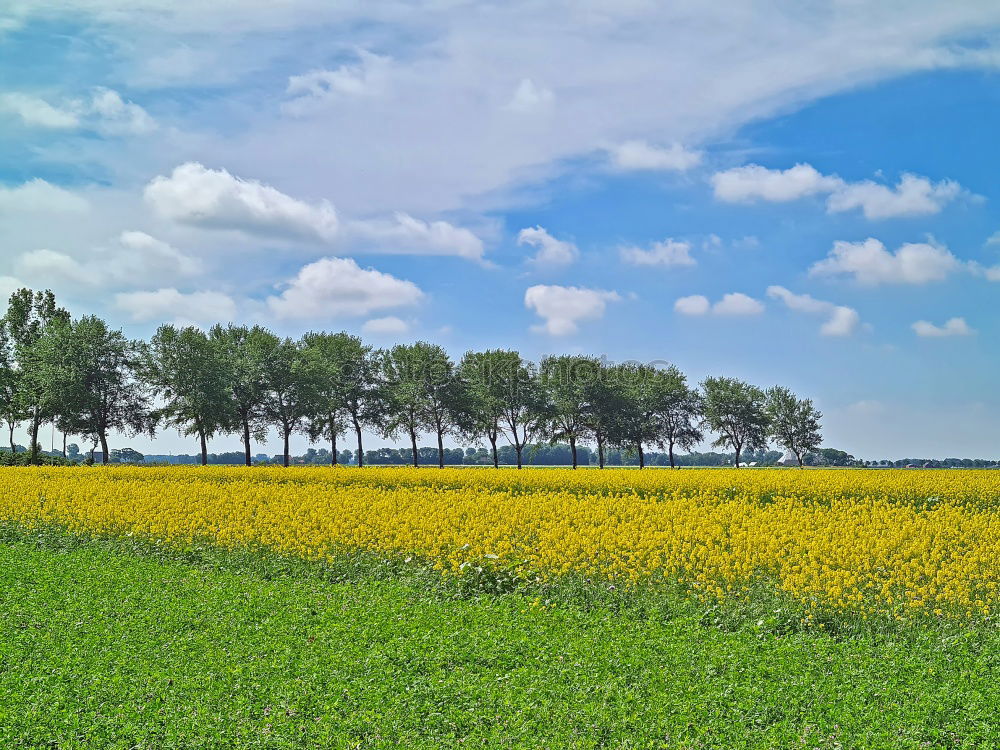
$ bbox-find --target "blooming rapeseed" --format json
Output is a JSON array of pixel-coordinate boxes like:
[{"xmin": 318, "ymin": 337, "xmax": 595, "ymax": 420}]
[{"xmin": 2, "ymin": 466, "xmax": 998, "ymax": 619}]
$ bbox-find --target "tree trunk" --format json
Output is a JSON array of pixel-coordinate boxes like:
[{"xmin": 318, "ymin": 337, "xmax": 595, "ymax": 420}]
[
  {"xmin": 489, "ymin": 434, "xmax": 499, "ymax": 468},
  {"xmin": 596, "ymin": 431, "xmax": 605, "ymax": 469},
  {"xmin": 410, "ymin": 428, "xmax": 419, "ymax": 467},
  {"xmin": 62, "ymin": 432, "xmax": 67, "ymax": 458},
  {"xmin": 733, "ymin": 442, "xmax": 741, "ymax": 469},
  {"xmin": 570, "ymin": 435, "xmax": 577, "ymax": 469},
  {"xmin": 516, "ymin": 442, "xmax": 523, "ymax": 469},
  {"xmin": 354, "ymin": 416, "xmax": 364, "ymax": 468},
  {"xmin": 99, "ymin": 431, "xmax": 109, "ymax": 465},
  {"xmin": 437, "ymin": 429, "xmax": 445, "ymax": 469},
  {"xmin": 330, "ymin": 418, "xmax": 338, "ymax": 466},
  {"xmin": 8, "ymin": 423, "xmax": 13, "ymax": 453},
  {"xmin": 242, "ymin": 418, "xmax": 252, "ymax": 467},
  {"xmin": 668, "ymin": 441, "xmax": 675, "ymax": 469},
  {"xmin": 199, "ymin": 430, "xmax": 208, "ymax": 466},
  {"xmin": 29, "ymin": 407, "xmax": 39, "ymax": 464},
  {"xmin": 637, "ymin": 443, "xmax": 645, "ymax": 469},
  {"xmin": 796, "ymin": 450, "xmax": 803, "ymax": 469},
  {"xmin": 282, "ymin": 427, "xmax": 290, "ymax": 467}
]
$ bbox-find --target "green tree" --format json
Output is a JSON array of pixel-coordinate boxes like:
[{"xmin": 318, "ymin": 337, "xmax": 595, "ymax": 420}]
[
  {"xmin": 492, "ymin": 351, "xmax": 546, "ymax": 469},
  {"xmin": 299, "ymin": 332, "xmax": 355, "ymax": 465},
  {"xmin": 145, "ymin": 325, "xmax": 231, "ymax": 466},
  {"xmin": 539, "ymin": 355, "xmax": 598, "ymax": 469},
  {"xmin": 657, "ymin": 365, "xmax": 703, "ymax": 469},
  {"xmin": 0, "ymin": 323, "xmax": 24, "ymax": 452},
  {"xmin": 210, "ymin": 324, "xmax": 279, "ymax": 466},
  {"xmin": 605, "ymin": 363, "xmax": 664, "ymax": 469},
  {"xmin": 37, "ymin": 315, "xmax": 152, "ymax": 464},
  {"xmin": 263, "ymin": 338, "xmax": 313, "ymax": 468},
  {"xmin": 765, "ymin": 386, "xmax": 822, "ymax": 468},
  {"xmin": 4, "ymin": 288, "xmax": 70, "ymax": 464},
  {"xmin": 327, "ymin": 334, "xmax": 379, "ymax": 468},
  {"xmin": 455, "ymin": 351, "xmax": 506, "ymax": 468},
  {"xmin": 412, "ymin": 342, "xmax": 459, "ymax": 469},
  {"xmin": 701, "ymin": 376, "xmax": 770, "ymax": 468},
  {"xmin": 380, "ymin": 344, "xmax": 428, "ymax": 467}
]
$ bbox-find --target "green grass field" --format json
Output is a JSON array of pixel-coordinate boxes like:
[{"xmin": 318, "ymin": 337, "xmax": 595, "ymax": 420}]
[{"xmin": 1, "ymin": 530, "xmax": 999, "ymax": 749}]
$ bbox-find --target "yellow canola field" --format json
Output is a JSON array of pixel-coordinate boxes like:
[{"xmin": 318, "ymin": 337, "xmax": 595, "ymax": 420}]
[{"xmin": 2, "ymin": 466, "xmax": 999, "ymax": 619}]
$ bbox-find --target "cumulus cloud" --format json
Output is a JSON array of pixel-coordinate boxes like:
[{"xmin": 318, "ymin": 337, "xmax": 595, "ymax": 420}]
[
  {"xmin": 506, "ymin": 78, "xmax": 553, "ymax": 112},
  {"xmin": 809, "ymin": 238, "xmax": 961, "ymax": 285},
  {"xmin": 620, "ymin": 239, "xmax": 696, "ymax": 268},
  {"xmin": 0, "ymin": 89, "xmax": 155, "ymax": 134},
  {"xmin": 115, "ymin": 288, "xmax": 237, "ymax": 324},
  {"xmin": 145, "ymin": 162, "xmax": 339, "ymax": 242},
  {"xmin": 15, "ymin": 232, "xmax": 202, "ymax": 292},
  {"xmin": 608, "ymin": 141, "xmax": 702, "ymax": 171},
  {"xmin": 284, "ymin": 50, "xmax": 391, "ymax": 116},
  {"xmin": 16, "ymin": 249, "xmax": 100, "ymax": 287},
  {"xmin": 711, "ymin": 163, "xmax": 841, "ymax": 203},
  {"xmin": 362, "ymin": 316, "xmax": 410, "ymax": 335},
  {"xmin": 348, "ymin": 213, "xmax": 485, "ymax": 261},
  {"xmin": 674, "ymin": 292, "xmax": 763, "ymax": 317},
  {"xmin": 912, "ymin": 317, "xmax": 974, "ymax": 337},
  {"xmin": 712, "ymin": 163, "xmax": 962, "ymax": 219},
  {"xmin": 766, "ymin": 286, "xmax": 861, "ymax": 336},
  {"xmin": 826, "ymin": 173, "xmax": 962, "ymax": 219},
  {"xmin": 0, "ymin": 179, "xmax": 89, "ymax": 213},
  {"xmin": 518, "ymin": 226, "xmax": 578, "ymax": 268},
  {"xmin": 673, "ymin": 295, "xmax": 710, "ymax": 316},
  {"xmin": 267, "ymin": 257, "xmax": 424, "ymax": 320},
  {"xmin": 0, "ymin": 92, "xmax": 79, "ymax": 128},
  {"xmin": 524, "ymin": 284, "xmax": 620, "ymax": 335}
]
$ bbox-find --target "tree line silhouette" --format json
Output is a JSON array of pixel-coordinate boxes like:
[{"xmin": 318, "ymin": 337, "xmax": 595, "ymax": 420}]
[{"xmin": 1, "ymin": 287, "xmax": 822, "ymax": 468}]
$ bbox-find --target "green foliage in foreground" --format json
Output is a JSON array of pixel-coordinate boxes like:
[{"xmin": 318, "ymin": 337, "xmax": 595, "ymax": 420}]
[{"xmin": 1, "ymin": 529, "xmax": 999, "ymax": 749}]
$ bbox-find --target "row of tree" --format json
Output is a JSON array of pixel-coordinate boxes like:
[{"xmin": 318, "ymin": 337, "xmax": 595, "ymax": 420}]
[{"xmin": 0, "ymin": 287, "xmax": 824, "ymax": 469}]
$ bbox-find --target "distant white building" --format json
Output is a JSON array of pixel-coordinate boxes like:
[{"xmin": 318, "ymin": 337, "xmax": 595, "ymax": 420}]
[{"xmin": 777, "ymin": 450, "xmax": 799, "ymax": 467}]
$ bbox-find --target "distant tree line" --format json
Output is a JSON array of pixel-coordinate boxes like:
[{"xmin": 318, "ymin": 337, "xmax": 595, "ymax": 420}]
[{"xmin": 0, "ymin": 287, "xmax": 825, "ymax": 469}]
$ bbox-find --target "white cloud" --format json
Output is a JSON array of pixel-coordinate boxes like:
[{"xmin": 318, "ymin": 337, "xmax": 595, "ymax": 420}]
[
  {"xmin": 608, "ymin": 141, "xmax": 702, "ymax": 171},
  {"xmin": 711, "ymin": 163, "xmax": 842, "ymax": 203},
  {"xmin": 506, "ymin": 78, "xmax": 553, "ymax": 112},
  {"xmin": 116, "ymin": 231, "xmax": 203, "ymax": 277},
  {"xmin": 713, "ymin": 163, "xmax": 962, "ymax": 219},
  {"xmin": 362, "ymin": 316, "xmax": 410, "ymax": 335},
  {"xmin": 145, "ymin": 162, "xmax": 339, "ymax": 242},
  {"xmin": 268, "ymin": 256, "xmax": 424, "ymax": 320},
  {"xmin": 826, "ymin": 173, "xmax": 962, "ymax": 219},
  {"xmin": 712, "ymin": 292, "xmax": 765, "ymax": 316},
  {"xmin": 0, "ymin": 276, "xmax": 26, "ymax": 305},
  {"xmin": 0, "ymin": 179, "xmax": 89, "ymax": 213},
  {"xmin": 518, "ymin": 226, "xmax": 578, "ymax": 268},
  {"xmin": 0, "ymin": 93, "xmax": 79, "ymax": 128},
  {"xmin": 16, "ymin": 249, "xmax": 101, "ymax": 287},
  {"xmin": 809, "ymin": 238, "xmax": 961, "ymax": 285},
  {"xmin": 620, "ymin": 239, "xmax": 695, "ymax": 268},
  {"xmin": 115, "ymin": 288, "xmax": 238, "ymax": 324},
  {"xmin": 674, "ymin": 292, "xmax": 763, "ymax": 317},
  {"xmin": 284, "ymin": 51, "xmax": 391, "ymax": 116},
  {"xmin": 674, "ymin": 295, "xmax": 710, "ymax": 316},
  {"xmin": 348, "ymin": 213, "xmax": 485, "ymax": 261},
  {"xmin": 524, "ymin": 284, "xmax": 620, "ymax": 335},
  {"xmin": 766, "ymin": 285, "xmax": 861, "ymax": 336},
  {"xmin": 88, "ymin": 87, "xmax": 157, "ymax": 135},
  {"xmin": 912, "ymin": 317, "xmax": 974, "ymax": 338},
  {"xmin": 0, "ymin": 89, "xmax": 155, "ymax": 134}
]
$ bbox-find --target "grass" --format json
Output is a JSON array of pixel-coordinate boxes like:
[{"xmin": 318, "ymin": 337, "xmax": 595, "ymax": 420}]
[{"xmin": 2, "ymin": 529, "xmax": 1000, "ymax": 748}]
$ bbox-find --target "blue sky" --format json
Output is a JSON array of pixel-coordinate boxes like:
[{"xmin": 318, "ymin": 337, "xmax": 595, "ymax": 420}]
[{"xmin": 2, "ymin": 2, "xmax": 1000, "ymax": 459}]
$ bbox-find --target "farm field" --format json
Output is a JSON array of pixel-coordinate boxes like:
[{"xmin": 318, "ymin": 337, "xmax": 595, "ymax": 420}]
[{"xmin": 3, "ymin": 466, "xmax": 1000, "ymax": 747}]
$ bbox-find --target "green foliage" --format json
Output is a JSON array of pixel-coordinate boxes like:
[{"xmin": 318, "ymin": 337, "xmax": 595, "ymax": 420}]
[
  {"xmin": 702, "ymin": 376, "xmax": 771, "ymax": 467},
  {"xmin": 766, "ymin": 385, "xmax": 822, "ymax": 467}
]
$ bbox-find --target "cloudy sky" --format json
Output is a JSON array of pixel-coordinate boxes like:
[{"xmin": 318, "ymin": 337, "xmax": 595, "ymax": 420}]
[{"xmin": 3, "ymin": 1, "xmax": 1000, "ymax": 459}]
